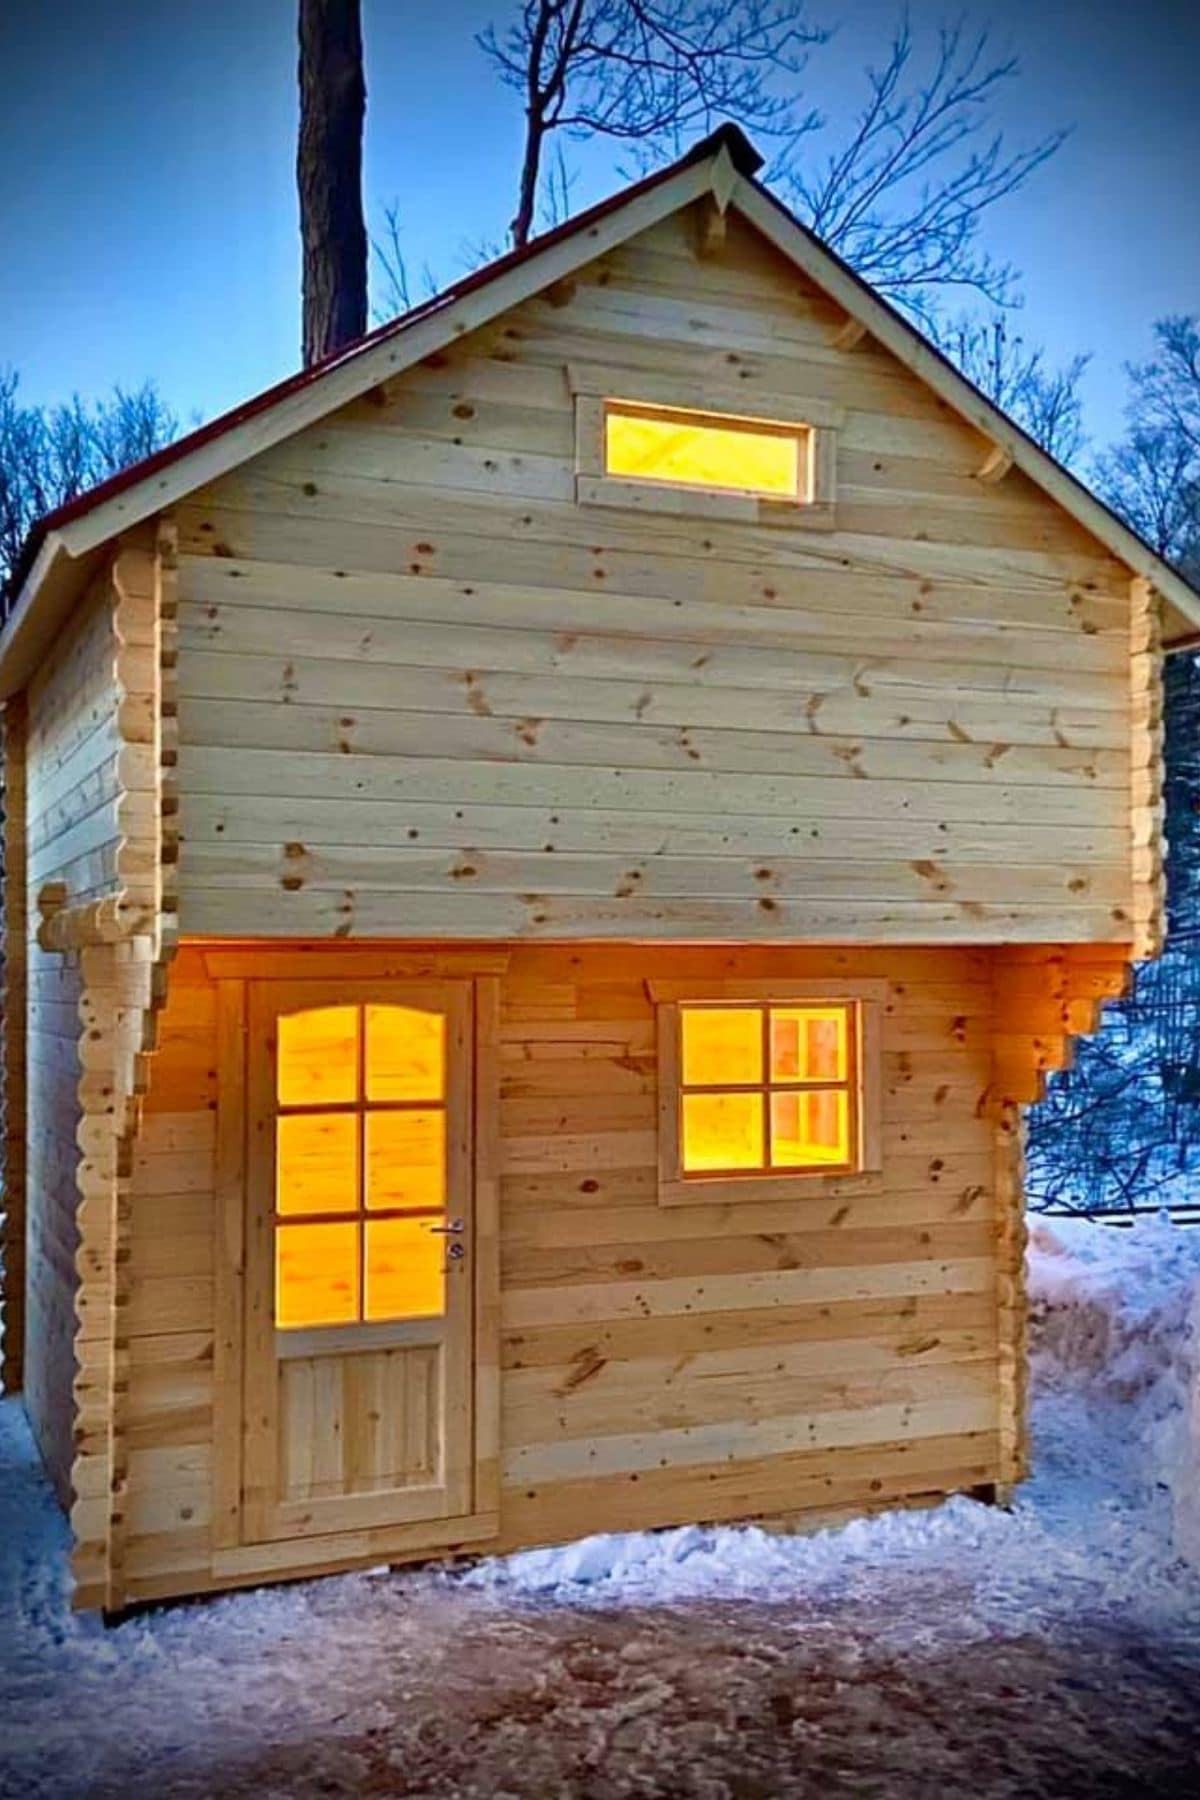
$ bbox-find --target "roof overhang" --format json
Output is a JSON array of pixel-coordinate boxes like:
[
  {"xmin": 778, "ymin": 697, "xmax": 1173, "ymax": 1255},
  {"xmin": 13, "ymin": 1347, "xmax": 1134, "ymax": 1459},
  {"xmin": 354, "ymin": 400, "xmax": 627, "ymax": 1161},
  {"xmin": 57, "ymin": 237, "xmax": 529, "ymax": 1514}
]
[{"xmin": 3, "ymin": 120, "xmax": 1197, "ymax": 697}]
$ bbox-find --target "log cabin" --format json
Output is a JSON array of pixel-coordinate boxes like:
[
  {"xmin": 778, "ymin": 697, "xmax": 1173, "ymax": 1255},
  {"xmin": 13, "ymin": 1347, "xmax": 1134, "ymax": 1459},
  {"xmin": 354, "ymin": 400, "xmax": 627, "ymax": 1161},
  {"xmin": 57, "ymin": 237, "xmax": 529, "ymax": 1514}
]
[{"xmin": 2, "ymin": 125, "xmax": 1198, "ymax": 1613}]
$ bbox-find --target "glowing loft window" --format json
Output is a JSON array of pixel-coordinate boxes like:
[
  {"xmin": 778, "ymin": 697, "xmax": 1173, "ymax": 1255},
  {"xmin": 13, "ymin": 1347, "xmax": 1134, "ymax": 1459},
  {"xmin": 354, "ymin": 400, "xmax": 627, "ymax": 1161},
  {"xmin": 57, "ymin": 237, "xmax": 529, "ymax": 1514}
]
[
  {"xmin": 604, "ymin": 403, "xmax": 808, "ymax": 501},
  {"xmin": 678, "ymin": 1002, "xmax": 857, "ymax": 1177},
  {"xmin": 274, "ymin": 1004, "xmax": 448, "ymax": 1330}
]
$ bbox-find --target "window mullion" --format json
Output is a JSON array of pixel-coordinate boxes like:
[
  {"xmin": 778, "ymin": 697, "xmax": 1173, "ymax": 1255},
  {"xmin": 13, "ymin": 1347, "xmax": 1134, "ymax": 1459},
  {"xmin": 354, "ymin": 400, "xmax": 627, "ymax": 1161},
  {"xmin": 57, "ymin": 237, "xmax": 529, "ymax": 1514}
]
[
  {"xmin": 761, "ymin": 1005, "xmax": 772, "ymax": 1174},
  {"xmin": 357, "ymin": 1004, "xmax": 367, "ymax": 1323}
]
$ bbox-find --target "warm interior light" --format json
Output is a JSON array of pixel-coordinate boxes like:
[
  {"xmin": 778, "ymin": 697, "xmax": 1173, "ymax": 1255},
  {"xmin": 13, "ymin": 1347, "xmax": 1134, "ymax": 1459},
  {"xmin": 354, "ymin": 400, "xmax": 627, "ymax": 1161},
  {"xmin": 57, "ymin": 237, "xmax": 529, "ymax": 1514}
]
[
  {"xmin": 365, "ymin": 1217, "xmax": 445, "ymax": 1321},
  {"xmin": 366, "ymin": 1109, "xmax": 446, "ymax": 1211},
  {"xmin": 681, "ymin": 1006, "xmax": 762, "ymax": 1086},
  {"xmin": 605, "ymin": 404, "xmax": 805, "ymax": 500},
  {"xmin": 276, "ymin": 1221, "xmax": 359, "ymax": 1329},
  {"xmin": 682, "ymin": 1091, "xmax": 764, "ymax": 1170},
  {"xmin": 277, "ymin": 1005, "xmax": 359, "ymax": 1105},
  {"xmin": 277, "ymin": 1111, "xmax": 359, "ymax": 1216},
  {"xmin": 273, "ymin": 1002, "xmax": 450, "ymax": 1331},
  {"xmin": 770, "ymin": 1006, "xmax": 847, "ymax": 1083},
  {"xmin": 770, "ymin": 1088, "xmax": 850, "ymax": 1167},
  {"xmin": 366, "ymin": 1004, "xmax": 445, "ymax": 1102}
]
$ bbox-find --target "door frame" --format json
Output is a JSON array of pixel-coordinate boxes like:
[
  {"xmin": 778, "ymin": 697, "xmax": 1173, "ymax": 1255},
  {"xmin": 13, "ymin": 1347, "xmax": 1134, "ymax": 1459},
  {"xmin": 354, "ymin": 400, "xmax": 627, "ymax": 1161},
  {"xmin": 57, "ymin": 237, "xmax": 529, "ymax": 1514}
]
[{"xmin": 207, "ymin": 946, "xmax": 504, "ymax": 1567}]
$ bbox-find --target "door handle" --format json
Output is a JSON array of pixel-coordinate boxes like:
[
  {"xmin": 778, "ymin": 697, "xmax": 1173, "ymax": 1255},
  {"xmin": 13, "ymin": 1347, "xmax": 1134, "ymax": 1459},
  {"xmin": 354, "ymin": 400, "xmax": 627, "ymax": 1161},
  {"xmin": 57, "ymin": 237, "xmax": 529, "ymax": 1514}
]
[{"xmin": 429, "ymin": 1219, "xmax": 465, "ymax": 1235}]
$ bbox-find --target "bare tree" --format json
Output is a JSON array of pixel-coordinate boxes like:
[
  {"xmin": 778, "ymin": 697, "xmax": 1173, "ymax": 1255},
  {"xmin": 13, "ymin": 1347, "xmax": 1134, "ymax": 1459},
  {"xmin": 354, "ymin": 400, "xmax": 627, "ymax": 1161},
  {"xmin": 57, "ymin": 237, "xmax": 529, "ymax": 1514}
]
[
  {"xmin": 0, "ymin": 370, "xmax": 178, "ymax": 602},
  {"xmin": 298, "ymin": 0, "xmax": 368, "ymax": 365},
  {"xmin": 933, "ymin": 312, "xmax": 1089, "ymax": 464},
  {"xmin": 371, "ymin": 203, "xmax": 441, "ymax": 322},
  {"xmin": 778, "ymin": 21, "xmax": 1065, "ymax": 320},
  {"xmin": 479, "ymin": 1, "xmax": 821, "ymax": 248},
  {"xmin": 1094, "ymin": 317, "xmax": 1200, "ymax": 583},
  {"xmin": 479, "ymin": 7, "xmax": 1063, "ymax": 321}
]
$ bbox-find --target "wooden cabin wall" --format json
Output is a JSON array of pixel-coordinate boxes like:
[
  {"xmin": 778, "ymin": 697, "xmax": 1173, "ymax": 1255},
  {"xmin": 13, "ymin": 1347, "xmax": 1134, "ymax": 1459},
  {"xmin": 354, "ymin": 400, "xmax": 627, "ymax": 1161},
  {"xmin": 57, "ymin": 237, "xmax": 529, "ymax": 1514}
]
[
  {"xmin": 108, "ymin": 936, "xmax": 1135, "ymax": 1607},
  {"xmin": 172, "ymin": 203, "xmax": 1149, "ymax": 948},
  {"xmin": 20, "ymin": 573, "xmax": 124, "ymax": 1498},
  {"xmin": 494, "ymin": 943, "xmax": 1004, "ymax": 1542}
]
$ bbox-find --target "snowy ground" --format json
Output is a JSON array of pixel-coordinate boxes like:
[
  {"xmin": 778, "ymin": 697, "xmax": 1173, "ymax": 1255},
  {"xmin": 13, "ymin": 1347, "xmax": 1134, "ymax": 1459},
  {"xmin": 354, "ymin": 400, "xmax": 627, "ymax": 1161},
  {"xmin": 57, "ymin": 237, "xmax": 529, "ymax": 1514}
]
[{"xmin": 3, "ymin": 1219, "xmax": 1200, "ymax": 1798}]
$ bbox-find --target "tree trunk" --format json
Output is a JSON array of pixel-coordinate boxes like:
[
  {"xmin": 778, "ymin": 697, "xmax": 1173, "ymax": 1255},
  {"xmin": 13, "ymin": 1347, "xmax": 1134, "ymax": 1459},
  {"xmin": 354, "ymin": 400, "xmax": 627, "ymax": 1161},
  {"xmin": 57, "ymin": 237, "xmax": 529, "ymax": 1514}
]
[
  {"xmin": 297, "ymin": 0, "xmax": 368, "ymax": 367},
  {"xmin": 510, "ymin": 115, "xmax": 544, "ymax": 250}
]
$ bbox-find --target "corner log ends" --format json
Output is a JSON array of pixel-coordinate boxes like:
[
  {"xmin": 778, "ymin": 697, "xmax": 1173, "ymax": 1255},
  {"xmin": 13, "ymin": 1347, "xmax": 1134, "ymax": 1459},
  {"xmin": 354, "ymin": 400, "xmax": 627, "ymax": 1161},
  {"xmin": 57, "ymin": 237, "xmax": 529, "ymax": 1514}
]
[{"xmin": 21, "ymin": 522, "xmax": 178, "ymax": 1611}]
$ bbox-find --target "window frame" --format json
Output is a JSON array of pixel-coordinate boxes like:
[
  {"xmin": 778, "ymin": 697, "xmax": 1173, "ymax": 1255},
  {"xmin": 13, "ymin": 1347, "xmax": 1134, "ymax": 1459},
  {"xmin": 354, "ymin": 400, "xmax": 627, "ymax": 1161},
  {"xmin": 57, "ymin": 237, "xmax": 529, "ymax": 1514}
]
[
  {"xmin": 570, "ymin": 364, "xmax": 840, "ymax": 529},
  {"xmin": 647, "ymin": 978, "xmax": 884, "ymax": 1207}
]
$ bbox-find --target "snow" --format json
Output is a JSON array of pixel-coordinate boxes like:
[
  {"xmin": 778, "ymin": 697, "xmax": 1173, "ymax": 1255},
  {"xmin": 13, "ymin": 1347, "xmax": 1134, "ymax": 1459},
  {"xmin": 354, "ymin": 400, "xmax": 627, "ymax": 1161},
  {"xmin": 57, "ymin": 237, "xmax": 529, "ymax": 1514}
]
[
  {"xmin": 1027, "ymin": 1211, "xmax": 1200, "ymax": 1567},
  {"xmin": 2, "ymin": 1216, "xmax": 1200, "ymax": 1796}
]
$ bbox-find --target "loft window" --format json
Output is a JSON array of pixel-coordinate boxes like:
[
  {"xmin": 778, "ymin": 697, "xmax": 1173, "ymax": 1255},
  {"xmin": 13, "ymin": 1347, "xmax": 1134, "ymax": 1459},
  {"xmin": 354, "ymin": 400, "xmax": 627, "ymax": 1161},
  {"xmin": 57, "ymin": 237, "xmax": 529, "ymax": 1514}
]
[
  {"xmin": 273, "ymin": 1002, "xmax": 448, "ymax": 1329},
  {"xmin": 603, "ymin": 402, "xmax": 809, "ymax": 502},
  {"xmin": 648, "ymin": 981, "xmax": 883, "ymax": 1207},
  {"xmin": 571, "ymin": 372, "xmax": 839, "ymax": 527},
  {"xmin": 678, "ymin": 1002, "xmax": 857, "ymax": 1177}
]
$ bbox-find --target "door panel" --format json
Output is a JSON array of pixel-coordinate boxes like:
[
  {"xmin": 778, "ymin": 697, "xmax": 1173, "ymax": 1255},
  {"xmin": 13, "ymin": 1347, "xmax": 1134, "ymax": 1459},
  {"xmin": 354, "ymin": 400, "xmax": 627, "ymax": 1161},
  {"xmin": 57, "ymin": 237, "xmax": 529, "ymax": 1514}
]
[{"xmin": 240, "ymin": 978, "xmax": 475, "ymax": 1545}]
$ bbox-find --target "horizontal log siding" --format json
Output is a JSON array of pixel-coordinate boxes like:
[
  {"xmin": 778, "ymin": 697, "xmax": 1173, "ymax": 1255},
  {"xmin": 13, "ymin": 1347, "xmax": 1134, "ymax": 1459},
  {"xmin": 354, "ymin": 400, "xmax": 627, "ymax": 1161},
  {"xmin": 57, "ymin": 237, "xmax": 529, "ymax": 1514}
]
[
  {"xmin": 22, "ymin": 577, "xmax": 122, "ymax": 1499},
  {"xmin": 117, "ymin": 938, "xmax": 1025, "ymax": 1603},
  {"xmin": 173, "ymin": 205, "xmax": 1139, "ymax": 944}
]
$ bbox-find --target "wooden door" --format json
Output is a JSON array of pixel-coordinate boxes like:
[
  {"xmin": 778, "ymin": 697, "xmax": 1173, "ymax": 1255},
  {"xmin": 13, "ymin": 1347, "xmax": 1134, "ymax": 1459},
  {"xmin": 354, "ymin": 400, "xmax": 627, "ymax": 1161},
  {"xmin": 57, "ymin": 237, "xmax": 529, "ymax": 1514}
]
[{"xmin": 238, "ymin": 978, "xmax": 476, "ymax": 1545}]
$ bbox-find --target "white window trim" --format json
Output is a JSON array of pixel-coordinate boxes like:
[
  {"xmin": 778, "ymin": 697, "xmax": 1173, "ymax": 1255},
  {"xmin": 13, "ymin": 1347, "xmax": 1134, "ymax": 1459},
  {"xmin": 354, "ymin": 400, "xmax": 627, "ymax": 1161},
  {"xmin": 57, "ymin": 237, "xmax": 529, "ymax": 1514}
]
[
  {"xmin": 645, "ymin": 977, "xmax": 884, "ymax": 1208},
  {"xmin": 569, "ymin": 363, "xmax": 841, "ymax": 529}
]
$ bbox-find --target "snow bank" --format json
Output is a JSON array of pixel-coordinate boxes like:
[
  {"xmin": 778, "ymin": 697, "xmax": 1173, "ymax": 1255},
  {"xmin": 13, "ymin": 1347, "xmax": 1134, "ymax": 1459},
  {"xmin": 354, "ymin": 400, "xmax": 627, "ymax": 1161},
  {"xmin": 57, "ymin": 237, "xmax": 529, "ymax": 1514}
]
[{"xmin": 1028, "ymin": 1212, "xmax": 1200, "ymax": 1567}]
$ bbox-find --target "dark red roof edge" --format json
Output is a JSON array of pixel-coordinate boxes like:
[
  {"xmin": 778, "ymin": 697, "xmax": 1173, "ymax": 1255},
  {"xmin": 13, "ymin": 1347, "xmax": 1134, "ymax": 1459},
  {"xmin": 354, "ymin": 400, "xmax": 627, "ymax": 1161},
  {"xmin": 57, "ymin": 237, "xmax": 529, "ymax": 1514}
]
[{"xmin": 2, "ymin": 124, "xmax": 761, "ymax": 610}]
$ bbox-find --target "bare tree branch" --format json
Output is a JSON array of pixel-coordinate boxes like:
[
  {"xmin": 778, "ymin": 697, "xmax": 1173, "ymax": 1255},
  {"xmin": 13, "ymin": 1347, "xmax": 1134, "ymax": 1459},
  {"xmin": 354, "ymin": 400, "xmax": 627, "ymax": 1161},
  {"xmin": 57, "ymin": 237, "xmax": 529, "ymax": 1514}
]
[
  {"xmin": 0, "ymin": 370, "xmax": 180, "ymax": 603},
  {"xmin": 370, "ymin": 202, "xmax": 440, "ymax": 323},
  {"xmin": 1094, "ymin": 315, "xmax": 1200, "ymax": 583},
  {"xmin": 932, "ymin": 311, "xmax": 1090, "ymax": 464},
  {"xmin": 479, "ymin": 0, "xmax": 823, "ymax": 246},
  {"xmin": 774, "ymin": 20, "xmax": 1066, "ymax": 321}
]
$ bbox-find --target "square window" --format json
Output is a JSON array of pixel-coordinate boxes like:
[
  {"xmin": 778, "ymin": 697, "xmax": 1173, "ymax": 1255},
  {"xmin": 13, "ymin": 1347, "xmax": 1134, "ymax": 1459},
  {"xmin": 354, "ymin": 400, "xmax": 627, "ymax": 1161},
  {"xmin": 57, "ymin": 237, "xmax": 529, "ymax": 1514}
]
[{"xmin": 657, "ymin": 994, "xmax": 873, "ymax": 1201}]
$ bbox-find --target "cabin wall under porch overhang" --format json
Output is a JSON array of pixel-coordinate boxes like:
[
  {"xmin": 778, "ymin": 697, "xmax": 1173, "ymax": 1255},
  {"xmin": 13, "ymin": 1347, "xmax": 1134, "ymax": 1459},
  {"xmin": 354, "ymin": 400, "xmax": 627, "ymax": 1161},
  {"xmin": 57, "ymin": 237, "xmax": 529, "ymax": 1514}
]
[{"xmin": 57, "ymin": 932, "xmax": 1132, "ymax": 1612}]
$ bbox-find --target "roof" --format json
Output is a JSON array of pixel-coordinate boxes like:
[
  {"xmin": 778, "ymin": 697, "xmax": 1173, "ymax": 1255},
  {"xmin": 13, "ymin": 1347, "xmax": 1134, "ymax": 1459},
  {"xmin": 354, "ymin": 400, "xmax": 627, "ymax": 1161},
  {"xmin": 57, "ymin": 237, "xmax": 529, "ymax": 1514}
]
[{"xmin": 3, "ymin": 122, "xmax": 1197, "ymax": 693}]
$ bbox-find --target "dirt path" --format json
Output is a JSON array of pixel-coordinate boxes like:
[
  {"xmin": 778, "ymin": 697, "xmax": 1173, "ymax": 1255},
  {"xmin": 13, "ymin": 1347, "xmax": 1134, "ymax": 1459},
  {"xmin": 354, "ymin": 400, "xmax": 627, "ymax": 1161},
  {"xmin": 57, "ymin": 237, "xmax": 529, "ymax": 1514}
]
[{"xmin": 3, "ymin": 1378, "xmax": 1200, "ymax": 1798}]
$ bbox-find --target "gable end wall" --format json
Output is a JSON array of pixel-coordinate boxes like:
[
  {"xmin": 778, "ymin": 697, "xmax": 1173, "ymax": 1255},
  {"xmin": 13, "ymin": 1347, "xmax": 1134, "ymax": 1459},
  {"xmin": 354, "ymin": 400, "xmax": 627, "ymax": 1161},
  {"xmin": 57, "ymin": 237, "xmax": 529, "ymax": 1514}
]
[{"xmin": 171, "ymin": 202, "xmax": 1147, "ymax": 946}]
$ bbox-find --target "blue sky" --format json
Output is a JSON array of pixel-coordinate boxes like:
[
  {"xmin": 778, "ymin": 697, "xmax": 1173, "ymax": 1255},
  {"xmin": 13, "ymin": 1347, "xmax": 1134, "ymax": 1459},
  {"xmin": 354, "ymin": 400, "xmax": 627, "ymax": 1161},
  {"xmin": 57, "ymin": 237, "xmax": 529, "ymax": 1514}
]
[{"xmin": 1, "ymin": 0, "xmax": 1196, "ymax": 449}]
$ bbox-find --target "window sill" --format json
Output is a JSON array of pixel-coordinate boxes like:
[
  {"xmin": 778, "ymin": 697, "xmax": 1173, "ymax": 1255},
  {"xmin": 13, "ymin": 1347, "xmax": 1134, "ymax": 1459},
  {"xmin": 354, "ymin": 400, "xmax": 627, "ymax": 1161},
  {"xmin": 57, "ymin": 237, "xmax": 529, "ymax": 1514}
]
[
  {"xmin": 575, "ymin": 472, "xmax": 837, "ymax": 530},
  {"xmin": 658, "ymin": 1167, "xmax": 885, "ymax": 1208}
]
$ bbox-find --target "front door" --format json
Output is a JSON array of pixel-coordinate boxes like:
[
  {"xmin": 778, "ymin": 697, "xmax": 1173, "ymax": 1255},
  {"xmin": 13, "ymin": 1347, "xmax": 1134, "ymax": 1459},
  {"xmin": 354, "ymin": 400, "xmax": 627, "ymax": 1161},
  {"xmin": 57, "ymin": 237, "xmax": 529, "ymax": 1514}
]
[{"xmin": 238, "ymin": 978, "xmax": 476, "ymax": 1545}]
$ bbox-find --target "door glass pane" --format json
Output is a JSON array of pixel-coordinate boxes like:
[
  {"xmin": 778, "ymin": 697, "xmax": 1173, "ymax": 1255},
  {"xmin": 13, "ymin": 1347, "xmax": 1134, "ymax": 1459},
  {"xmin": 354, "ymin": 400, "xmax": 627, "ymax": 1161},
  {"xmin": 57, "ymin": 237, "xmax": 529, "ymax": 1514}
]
[
  {"xmin": 278, "ymin": 1005, "xmax": 359, "ymax": 1106},
  {"xmin": 681, "ymin": 1007, "xmax": 762, "ymax": 1087},
  {"xmin": 276, "ymin": 1221, "xmax": 359, "ymax": 1327},
  {"xmin": 771, "ymin": 1088, "xmax": 850, "ymax": 1167},
  {"xmin": 365, "ymin": 1216, "xmax": 446, "ymax": 1321},
  {"xmin": 682, "ymin": 1091, "xmax": 764, "ymax": 1171},
  {"xmin": 277, "ymin": 1112, "xmax": 359, "ymax": 1216},
  {"xmin": 366, "ymin": 1109, "xmax": 446, "ymax": 1211},
  {"xmin": 770, "ymin": 1006, "xmax": 848, "ymax": 1083},
  {"xmin": 366, "ymin": 1005, "xmax": 446, "ymax": 1102}
]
